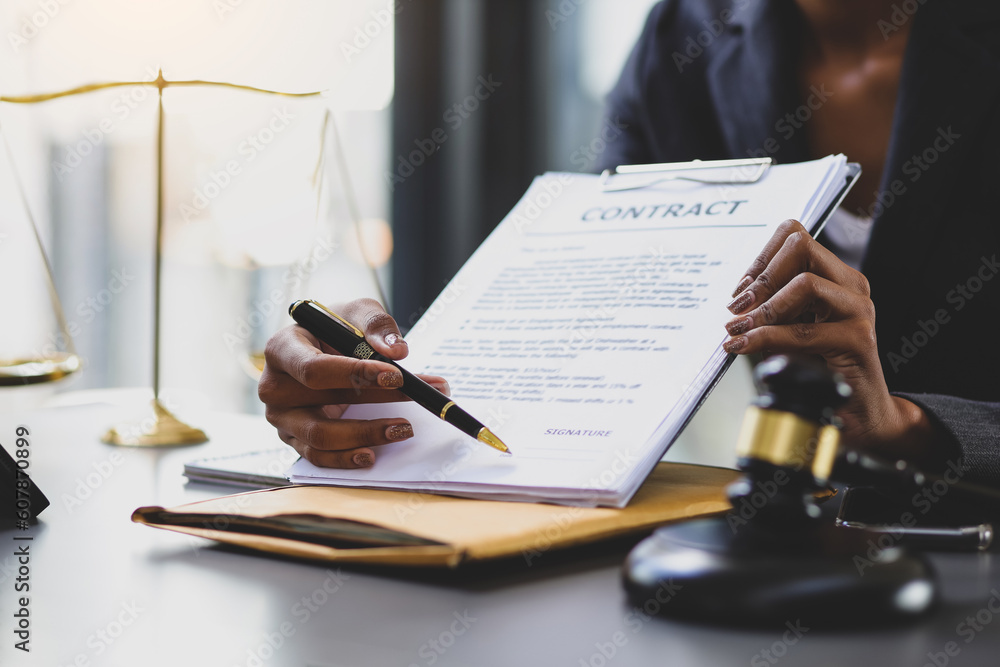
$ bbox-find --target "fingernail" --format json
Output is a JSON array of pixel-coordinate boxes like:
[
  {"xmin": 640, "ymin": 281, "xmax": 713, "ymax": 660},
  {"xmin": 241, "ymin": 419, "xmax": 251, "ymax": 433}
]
[
  {"xmin": 432, "ymin": 381, "xmax": 451, "ymax": 396},
  {"xmin": 731, "ymin": 275, "xmax": 752, "ymax": 298},
  {"xmin": 727, "ymin": 290, "xmax": 754, "ymax": 314},
  {"xmin": 723, "ymin": 336, "xmax": 747, "ymax": 353},
  {"xmin": 725, "ymin": 316, "xmax": 752, "ymax": 336},
  {"xmin": 385, "ymin": 333, "xmax": 407, "ymax": 348},
  {"xmin": 377, "ymin": 370, "xmax": 404, "ymax": 388},
  {"xmin": 386, "ymin": 423, "xmax": 414, "ymax": 441},
  {"xmin": 352, "ymin": 452, "xmax": 374, "ymax": 467}
]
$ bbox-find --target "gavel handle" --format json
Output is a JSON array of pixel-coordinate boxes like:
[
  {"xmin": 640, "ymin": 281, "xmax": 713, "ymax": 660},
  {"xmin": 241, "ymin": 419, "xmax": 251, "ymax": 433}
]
[{"xmin": 833, "ymin": 450, "xmax": 1000, "ymax": 519}]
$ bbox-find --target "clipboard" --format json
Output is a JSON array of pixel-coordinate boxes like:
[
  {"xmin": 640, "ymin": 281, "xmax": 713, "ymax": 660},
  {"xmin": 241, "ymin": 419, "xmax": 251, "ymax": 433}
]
[
  {"xmin": 600, "ymin": 157, "xmax": 774, "ymax": 192},
  {"xmin": 806, "ymin": 160, "xmax": 863, "ymax": 238},
  {"xmin": 597, "ymin": 156, "xmax": 863, "ymax": 495},
  {"xmin": 599, "ymin": 156, "xmax": 862, "ymax": 239}
]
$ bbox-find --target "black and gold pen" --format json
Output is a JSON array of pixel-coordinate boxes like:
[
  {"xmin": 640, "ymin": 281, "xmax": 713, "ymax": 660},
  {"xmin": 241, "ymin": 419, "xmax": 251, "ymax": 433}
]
[{"xmin": 289, "ymin": 299, "xmax": 510, "ymax": 454}]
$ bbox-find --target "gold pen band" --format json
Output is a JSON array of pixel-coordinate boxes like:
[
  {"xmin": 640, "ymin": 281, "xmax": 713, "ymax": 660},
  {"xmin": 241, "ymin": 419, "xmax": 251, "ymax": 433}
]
[
  {"xmin": 353, "ymin": 342, "xmax": 376, "ymax": 359},
  {"xmin": 439, "ymin": 401, "xmax": 456, "ymax": 420}
]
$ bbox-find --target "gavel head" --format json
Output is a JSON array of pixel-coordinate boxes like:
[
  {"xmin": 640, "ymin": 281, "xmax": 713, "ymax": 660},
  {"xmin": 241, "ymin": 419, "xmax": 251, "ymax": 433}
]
[{"xmin": 726, "ymin": 355, "xmax": 852, "ymax": 527}]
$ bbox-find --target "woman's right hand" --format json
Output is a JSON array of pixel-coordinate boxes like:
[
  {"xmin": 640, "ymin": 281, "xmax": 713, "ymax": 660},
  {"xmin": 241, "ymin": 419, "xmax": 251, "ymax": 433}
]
[{"xmin": 257, "ymin": 298, "xmax": 449, "ymax": 469}]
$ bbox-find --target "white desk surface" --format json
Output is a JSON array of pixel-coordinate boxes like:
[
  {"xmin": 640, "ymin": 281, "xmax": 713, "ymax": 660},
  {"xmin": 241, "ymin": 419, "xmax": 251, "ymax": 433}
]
[{"xmin": 2, "ymin": 398, "xmax": 1000, "ymax": 667}]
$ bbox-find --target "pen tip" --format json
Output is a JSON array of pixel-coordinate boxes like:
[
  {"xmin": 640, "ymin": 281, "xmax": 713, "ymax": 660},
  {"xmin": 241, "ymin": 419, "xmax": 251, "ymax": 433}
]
[{"xmin": 478, "ymin": 428, "xmax": 511, "ymax": 454}]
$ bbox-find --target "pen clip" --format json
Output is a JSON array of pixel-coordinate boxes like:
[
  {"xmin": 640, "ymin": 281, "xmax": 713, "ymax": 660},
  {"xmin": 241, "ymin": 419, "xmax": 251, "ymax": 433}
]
[{"xmin": 305, "ymin": 300, "xmax": 365, "ymax": 338}]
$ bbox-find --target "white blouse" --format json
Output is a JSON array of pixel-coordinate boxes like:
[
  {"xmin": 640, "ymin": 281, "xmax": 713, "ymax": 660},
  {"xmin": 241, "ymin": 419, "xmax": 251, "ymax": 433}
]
[{"xmin": 819, "ymin": 206, "xmax": 874, "ymax": 271}]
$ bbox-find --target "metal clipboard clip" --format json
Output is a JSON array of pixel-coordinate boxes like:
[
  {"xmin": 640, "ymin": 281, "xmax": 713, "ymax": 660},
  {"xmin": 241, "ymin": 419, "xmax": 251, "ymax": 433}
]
[{"xmin": 599, "ymin": 157, "xmax": 772, "ymax": 192}]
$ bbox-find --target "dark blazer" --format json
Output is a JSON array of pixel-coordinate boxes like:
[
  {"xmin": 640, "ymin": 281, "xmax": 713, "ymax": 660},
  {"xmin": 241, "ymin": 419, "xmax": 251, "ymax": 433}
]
[{"xmin": 600, "ymin": 0, "xmax": 1000, "ymax": 484}]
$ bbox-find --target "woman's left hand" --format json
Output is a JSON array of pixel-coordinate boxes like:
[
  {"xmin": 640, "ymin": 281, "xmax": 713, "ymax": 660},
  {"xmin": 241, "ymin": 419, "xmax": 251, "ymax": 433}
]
[{"xmin": 722, "ymin": 219, "xmax": 938, "ymax": 463}]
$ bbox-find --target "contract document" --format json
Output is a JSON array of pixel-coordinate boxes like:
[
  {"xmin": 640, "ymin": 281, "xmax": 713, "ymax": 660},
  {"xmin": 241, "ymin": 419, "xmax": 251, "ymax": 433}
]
[{"xmin": 289, "ymin": 155, "xmax": 858, "ymax": 507}]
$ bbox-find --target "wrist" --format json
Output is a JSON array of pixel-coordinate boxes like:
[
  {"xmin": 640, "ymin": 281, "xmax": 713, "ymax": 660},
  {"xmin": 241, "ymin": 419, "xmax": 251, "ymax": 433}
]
[{"xmin": 875, "ymin": 396, "xmax": 940, "ymax": 468}]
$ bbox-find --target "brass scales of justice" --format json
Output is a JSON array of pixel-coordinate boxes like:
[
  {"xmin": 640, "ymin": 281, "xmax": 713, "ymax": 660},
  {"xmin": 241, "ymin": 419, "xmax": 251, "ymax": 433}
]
[{"xmin": 0, "ymin": 70, "xmax": 324, "ymax": 446}]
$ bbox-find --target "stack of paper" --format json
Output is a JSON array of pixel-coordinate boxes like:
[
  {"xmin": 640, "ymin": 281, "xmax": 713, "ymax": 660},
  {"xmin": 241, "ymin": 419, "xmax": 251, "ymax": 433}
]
[
  {"xmin": 289, "ymin": 155, "xmax": 856, "ymax": 507},
  {"xmin": 185, "ymin": 449, "xmax": 294, "ymax": 488}
]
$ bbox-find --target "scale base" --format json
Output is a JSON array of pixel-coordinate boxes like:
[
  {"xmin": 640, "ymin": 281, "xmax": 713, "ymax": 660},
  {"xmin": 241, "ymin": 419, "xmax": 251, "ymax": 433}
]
[{"xmin": 102, "ymin": 399, "xmax": 207, "ymax": 447}]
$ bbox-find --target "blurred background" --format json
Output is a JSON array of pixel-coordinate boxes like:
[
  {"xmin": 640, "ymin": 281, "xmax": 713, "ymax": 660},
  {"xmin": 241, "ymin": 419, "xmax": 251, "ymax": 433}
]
[{"xmin": 0, "ymin": 0, "xmax": 748, "ymax": 464}]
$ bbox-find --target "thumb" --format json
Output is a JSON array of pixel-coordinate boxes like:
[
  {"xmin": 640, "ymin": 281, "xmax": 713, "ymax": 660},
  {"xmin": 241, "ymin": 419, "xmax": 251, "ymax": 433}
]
[{"xmin": 341, "ymin": 298, "xmax": 409, "ymax": 360}]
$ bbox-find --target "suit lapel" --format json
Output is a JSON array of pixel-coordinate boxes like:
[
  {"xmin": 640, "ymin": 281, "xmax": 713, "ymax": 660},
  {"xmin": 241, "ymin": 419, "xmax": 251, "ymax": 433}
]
[
  {"xmin": 704, "ymin": 0, "xmax": 1000, "ymax": 279},
  {"xmin": 706, "ymin": 0, "xmax": 809, "ymax": 164},
  {"xmin": 862, "ymin": 1, "xmax": 1000, "ymax": 283}
]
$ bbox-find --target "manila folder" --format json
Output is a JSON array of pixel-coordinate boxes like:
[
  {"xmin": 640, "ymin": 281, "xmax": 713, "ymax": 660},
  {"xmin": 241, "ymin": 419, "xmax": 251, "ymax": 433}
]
[{"xmin": 132, "ymin": 462, "xmax": 738, "ymax": 568}]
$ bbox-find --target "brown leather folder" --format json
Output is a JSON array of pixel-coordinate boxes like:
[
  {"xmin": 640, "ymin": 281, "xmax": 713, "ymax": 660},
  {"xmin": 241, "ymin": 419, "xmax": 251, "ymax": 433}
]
[{"xmin": 133, "ymin": 462, "xmax": 739, "ymax": 568}]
